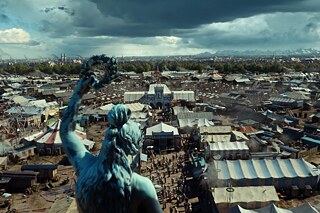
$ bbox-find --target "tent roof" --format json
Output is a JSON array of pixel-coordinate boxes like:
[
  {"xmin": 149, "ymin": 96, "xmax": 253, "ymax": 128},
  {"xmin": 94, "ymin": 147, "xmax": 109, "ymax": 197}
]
[
  {"xmin": 5, "ymin": 106, "xmax": 44, "ymax": 115},
  {"xmin": 232, "ymin": 131, "xmax": 249, "ymax": 141},
  {"xmin": 12, "ymin": 95, "xmax": 30, "ymax": 105},
  {"xmin": 173, "ymin": 106, "xmax": 190, "ymax": 115},
  {"xmin": 148, "ymin": 84, "xmax": 171, "ymax": 94},
  {"xmin": 211, "ymin": 158, "xmax": 319, "ymax": 181},
  {"xmin": 179, "ymin": 118, "xmax": 214, "ymax": 128},
  {"xmin": 172, "ymin": 91, "xmax": 195, "ymax": 102},
  {"xmin": 209, "ymin": 142, "xmax": 249, "ymax": 151},
  {"xmin": 146, "ymin": 122, "xmax": 179, "ymax": 136},
  {"xmin": 25, "ymin": 120, "xmax": 94, "ymax": 148},
  {"xmin": 229, "ymin": 203, "xmax": 319, "ymax": 213},
  {"xmin": 204, "ymin": 134, "xmax": 231, "ymax": 143},
  {"xmin": 200, "ymin": 126, "xmax": 232, "ymax": 134},
  {"xmin": 212, "ymin": 186, "xmax": 279, "ymax": 204},
  {"xmin": 99, "ymin": 103, "xmax": 114, "ymax": 111},
  {"xmin": 177, "ymin": 112, "xmax": 214, "ymax": 120},
  {"xmin": 125, "ymin": 102, "xmax": 146, "ymax": 112},
  {"xmin": 123, "ymin": 92, "xmax": 145, "ymax": 102}
]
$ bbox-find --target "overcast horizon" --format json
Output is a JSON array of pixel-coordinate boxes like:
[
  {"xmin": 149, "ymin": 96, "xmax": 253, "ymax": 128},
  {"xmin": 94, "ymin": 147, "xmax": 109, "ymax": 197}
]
[{"xmin": 1, "ymin": 0, "xmax": 320, "ymax": 59}]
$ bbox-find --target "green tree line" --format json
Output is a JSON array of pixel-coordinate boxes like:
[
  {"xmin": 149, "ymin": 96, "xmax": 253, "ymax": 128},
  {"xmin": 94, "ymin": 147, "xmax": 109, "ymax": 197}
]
[
  {"xmin": 119, "ymin": 60, "xmax": 319, "ymax": 73},
  {"xmin": 0, "ymin": 63, "xmax": 81, "ymax": 75},
  {"xmin": 0, "ymin": 59, "xmax": 319, "ymax": 76}
]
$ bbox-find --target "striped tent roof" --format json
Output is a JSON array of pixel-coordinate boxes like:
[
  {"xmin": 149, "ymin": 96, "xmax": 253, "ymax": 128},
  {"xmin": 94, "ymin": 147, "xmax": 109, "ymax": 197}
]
[{"xmin": 33, "ymin": 120, "xmax": 93, "ymax": 148}]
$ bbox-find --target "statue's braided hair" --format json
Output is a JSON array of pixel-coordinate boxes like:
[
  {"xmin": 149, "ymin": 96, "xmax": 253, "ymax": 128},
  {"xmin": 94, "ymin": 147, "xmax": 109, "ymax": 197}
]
[{"xmin": 76, "ymin": 104, "xmax": 142, "ymax": 213}]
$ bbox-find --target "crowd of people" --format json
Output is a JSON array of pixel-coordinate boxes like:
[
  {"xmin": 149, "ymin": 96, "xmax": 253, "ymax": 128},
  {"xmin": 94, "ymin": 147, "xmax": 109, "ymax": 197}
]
[{"xmin": 143, "ymin": 151, "xmax": 193, "ymax": 213}]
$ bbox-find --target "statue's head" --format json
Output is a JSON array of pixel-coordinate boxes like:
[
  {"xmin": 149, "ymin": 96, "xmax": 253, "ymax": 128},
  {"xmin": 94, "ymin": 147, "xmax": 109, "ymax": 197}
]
[{"xmin": 106, "ymin": 104, "xmax": 143, "ymax": 155}]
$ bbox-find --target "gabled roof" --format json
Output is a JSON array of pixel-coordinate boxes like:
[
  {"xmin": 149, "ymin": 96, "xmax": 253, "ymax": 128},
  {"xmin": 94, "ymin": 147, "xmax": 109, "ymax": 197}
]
[
  {"xmin": 200, "ymin": 126, "xmax": 232, "ymax": 134},
  {"xmin": 148, "ymin": 84, "xmax": 171, "ymax": 94},
  {"xmin": 179, "ymin": 118, "xmax": 214, "ymax": 128},
  {"xmin": 269, "ymin": 96, "xmax": 296, "ymax": 103},
  {"xmin": 239, "ymin": 126, "xmax": 257, "ymax": 133},
  {"xmin": 123, "ymin": 92, "xmax": 145, "ymax": 102},
  {"xmin": 146, "ymin": 122, "xmax": 179, "ymax": 136},
  {"xmin": 125, "ymin": 102, "xmax": 146, "ymax": 112},
  {"xmin": 5, "ymin": 106, "xmax": 44, "ymax": 115},
  {"xmin": 21, "ymin": 164, "xmax": 58, "ymax": 171},
  {"xmin": 204, "ymin": 134, "xmax": 231, "ymax": 143},
  {"xmin": 232, "ymin": 131, "xmax": 249, "ymax": 141},
  {"xmin": 12, "ymin": 95, "xmax": 32, "ymax": 105},
  {"xmin": 209, "ymin": 141, "xmax": 249, "ymax": 151},
  {"xmin": 172, "ymin": 91, "xmax": 195, "ymax": 102},
  {"xmin": 177, "ymin": 112, "xmax": 214, "ymax": 120},
  {"xmin": 99, "ymin": 103, "xmax": 114, "ymax": 111},
  {"xmin": 281, "ymin": 91, "xmax": 310, "ymax": 100},
  {"xmin": 25, "ymin": 119, "xmax": 94, "ymax": 149},
  {"xmin": 27, "ymin": 99, "xmax": 48, "ymax": 108}
]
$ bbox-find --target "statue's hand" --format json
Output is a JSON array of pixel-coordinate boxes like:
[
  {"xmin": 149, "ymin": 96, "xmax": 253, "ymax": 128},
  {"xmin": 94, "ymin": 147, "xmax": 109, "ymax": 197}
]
[{"xmin": 76, "ymin": 73, "xmax": 98, "ymax": 97}]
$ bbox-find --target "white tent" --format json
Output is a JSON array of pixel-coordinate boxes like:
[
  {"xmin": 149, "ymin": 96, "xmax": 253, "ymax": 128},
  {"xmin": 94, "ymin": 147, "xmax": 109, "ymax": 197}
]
[
  {"xmin": 179, "ymin": 118, "xmax": 215, "ymax": 128},
  {"xmin": 213, "ymin": 186, "xmax": 279, "ymax": 212},
  {"xmin": 125, "ymin": 103, "xmax": 146, "ymax": 112},
  {"xmin": 210, "ymin": 158, "xmax": 320, "ymax": 190},
  {"xmin": 99, "ymin": 103, "xmax": 114, "ymax": 111},
  {"xmin": 229, "ymin": 203, "xmax": 319, "ymax": 213},
  {"xmin": 145, "ymin": 122, "xmax": 180, "ymax": 151},
  {"xmin": 209, "ymin": 142, "xmax": 249, "ymax": 160},
  {"xmin": 146, "ymin": 122, "xmax": 179, "ymax": 136}
]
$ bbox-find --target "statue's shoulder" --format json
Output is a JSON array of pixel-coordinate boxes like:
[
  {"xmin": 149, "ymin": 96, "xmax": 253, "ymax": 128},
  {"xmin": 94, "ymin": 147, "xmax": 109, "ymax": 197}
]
[{"xmin": 131, "ymin": 173, "xmax": 157, "ymax": 200}]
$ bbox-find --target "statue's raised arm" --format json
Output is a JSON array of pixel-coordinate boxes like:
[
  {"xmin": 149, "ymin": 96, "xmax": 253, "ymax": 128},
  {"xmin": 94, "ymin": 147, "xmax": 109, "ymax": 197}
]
[
  {"xmin": 60, "ymin": 55, "xmax": 118, "ymax": 173},
  {"xmin": 60, "ymin": 55, "xmax": 161, "ymax": 213}
]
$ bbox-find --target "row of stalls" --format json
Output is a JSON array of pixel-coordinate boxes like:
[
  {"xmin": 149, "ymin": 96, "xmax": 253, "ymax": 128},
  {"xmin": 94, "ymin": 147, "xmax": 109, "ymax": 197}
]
[{"xmin": 0, "ymin": 164, "xmax": 59, "ymax": 192}]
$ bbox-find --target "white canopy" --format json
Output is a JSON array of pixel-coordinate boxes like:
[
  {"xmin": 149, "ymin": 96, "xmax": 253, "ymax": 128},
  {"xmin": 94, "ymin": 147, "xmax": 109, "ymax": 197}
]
[
  {"xmin": 146, "ymin": 122, "xmax": 179, "ymax": 136},
  {"xmin": 229, "ymin": 203, "xmax": 319, "ymax": 213}
]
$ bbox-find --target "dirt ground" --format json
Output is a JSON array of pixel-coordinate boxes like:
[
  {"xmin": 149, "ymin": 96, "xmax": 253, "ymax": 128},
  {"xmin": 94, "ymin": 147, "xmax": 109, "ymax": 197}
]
[
  {"xmin": 0, "ymin": 122, "xmax": 109, "ymax": 212},
  {"xmin": 278, "ymin": 194, "xmax": 320, "ymax": 211},
  {"xmin": 2, "ymin": 154, "xmax": 76, "ymax": 212}
]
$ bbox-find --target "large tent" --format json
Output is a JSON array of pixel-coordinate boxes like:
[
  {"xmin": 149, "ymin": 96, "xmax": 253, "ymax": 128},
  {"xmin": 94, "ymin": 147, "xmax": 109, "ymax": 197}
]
[
  {"xmin": 209, "ymin": 142, "xmax": 249, "ymax": 160},
  {"xmin": 229, "ymin": 203, "xmax": 319, "ymax": 213},
  {"xmin": 145, "ymin": 122, "xmax": 180, "ymax": 152},
  {"xmin": 24, "ymin": 120, "xmax": 95, "ymax": 155},
  {"xmin": 212, "ymin": 186, "xmax": 279, "ymax": 213},
  {"xmin": 208, "ymin": 158, "xmax": 320, "ymax": 190},
  {"xmin": 178, "ymin": 118, "xmax": 214, "ymax": 128}
]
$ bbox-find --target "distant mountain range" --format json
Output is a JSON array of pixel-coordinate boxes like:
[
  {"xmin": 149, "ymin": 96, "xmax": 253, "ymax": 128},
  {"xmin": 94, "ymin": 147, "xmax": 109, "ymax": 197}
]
[{"xmin": 195, "ymin": 49, "xmax": 320, "ymax": 57}]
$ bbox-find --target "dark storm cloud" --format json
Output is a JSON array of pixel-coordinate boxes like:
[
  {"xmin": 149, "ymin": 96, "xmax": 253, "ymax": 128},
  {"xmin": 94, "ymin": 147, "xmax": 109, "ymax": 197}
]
[
  {"xmin": 184, "ymin": 12, "xmax": 320, "ymax": 50},
  {"xmin": 87, "ymin": 0, "xmax": 319, "ymax": 36},
  {"xmin": 41, "ymin": 6, "xmax": 75, "ymax": 16},
  {"xmin": 5, "ymin": 0, "xmax": 319, "ymax": 39},
  {"xmin": 0, "ymin": 0, "xmax": 9, "ymax": 24},
  {"xmin": 1, "ymin": 0, "xmax": 320, "ymax": 58}
]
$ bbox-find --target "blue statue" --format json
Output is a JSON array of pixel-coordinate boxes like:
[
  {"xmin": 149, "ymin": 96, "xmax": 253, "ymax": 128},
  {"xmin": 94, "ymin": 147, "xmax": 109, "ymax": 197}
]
[{"xmin": 60, "ymin": 56, "xmax": 162, "ymax": 213}]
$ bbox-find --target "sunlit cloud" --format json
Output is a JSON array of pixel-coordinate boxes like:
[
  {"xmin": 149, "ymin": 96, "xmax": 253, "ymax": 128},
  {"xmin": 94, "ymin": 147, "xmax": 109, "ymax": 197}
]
[{"xmin": 0, "ymin": 28, "xmax": 31, "ymax": 43}]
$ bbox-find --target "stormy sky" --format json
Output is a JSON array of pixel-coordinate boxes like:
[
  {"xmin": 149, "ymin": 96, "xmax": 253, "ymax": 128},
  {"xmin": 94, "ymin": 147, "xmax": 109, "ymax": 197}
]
[{"xmin": 0, "ymin": 0, "xmax": 320, "ymax": 58}]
